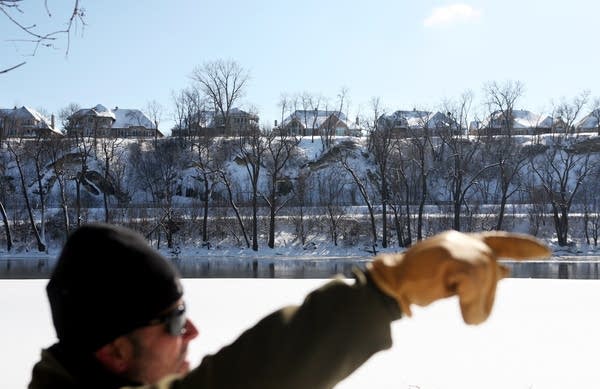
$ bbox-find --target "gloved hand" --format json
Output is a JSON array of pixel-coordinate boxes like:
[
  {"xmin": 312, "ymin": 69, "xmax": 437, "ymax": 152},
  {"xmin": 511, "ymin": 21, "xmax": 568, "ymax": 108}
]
[{"xmin": 367, "ymin": 230, "xmax": 551, "ymax": 324}]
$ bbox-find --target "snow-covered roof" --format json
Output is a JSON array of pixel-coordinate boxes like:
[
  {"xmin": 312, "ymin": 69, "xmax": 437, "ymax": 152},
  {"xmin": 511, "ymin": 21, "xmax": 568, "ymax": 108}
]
[
  {"xmin": 576, "ymin": 109, "xmax": 600, "ymax": 130},
  {"xmin": 379, "ymin": 110, "xmax": 454, "ymax": 129},
  {"xmin": 0, "ymin": 106, "xmax": 61, "ymax": 135},
  {"xmin": 70, "ymin": 105, "xmax": 158, "ymax": 129},
  {"xmin": 485, "ymin": 110, "xmax": 551, "ymax": 129},
  {"xmin": 113, "ymin": 108, "xmax": 155, "ymax": 129},
  {"xmin": 538, "ymin": 115, "xmax": 555, "ymax": 128},
  {"xmin": 282, "ymin": 110, "xmax": 352, "ymax": 129},
  {"xmin": 72, "ymin": 104, "xmax": 116, "ymax": 120},
  {"xmin": 172, "ymin": 108, "xmax": 257, "ymax": 130}
]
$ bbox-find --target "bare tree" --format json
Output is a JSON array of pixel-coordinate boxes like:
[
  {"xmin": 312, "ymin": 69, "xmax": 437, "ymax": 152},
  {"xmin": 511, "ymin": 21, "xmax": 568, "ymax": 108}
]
[
  {"xmin": 190, "ymin": 59, "xmax": 250, "ymax": 135},
  {"xmin": 46, "ymin": 136, "xmax": 71, "ymax": 242},
  {"xmin": 216, "ymin": 165, "xmax": 251, "ymax": 248},
  {"xmin": 1, "ymin": 0, "xmax": 85, "ymax": 74},
  {"xmin": 479, "ymin": 135, "xmax": 529, "ymax": 230},
  {"xmin": 366, "ymin": 97, "xmax": 395, "ymax": 248},
  {"xmin": 291, "ymin": 170, "xmax": 311, "ymax": 246},
  {"xmin": 191, "ymin": 132, "xmax": 220, "ymax": 245},
  {"xmin": 300, "ymin": 92, "xmax": 321, "ymax": 141},
  {"xmin": 483, "ymin": 80, "xmax": 525, "ymax": 137},
  {"xmin": 145, "ymin": 100, "xmax": 164, "ymax": 148},
  {"xmin": 0, "ymin": 145, "xmax": 13, "ymax": 251},
  {"xmin": 235, "ymin": 125, "xmax": 267, "ymax": 251},
  {"xmin": 387, "ymin": 149, "xmax": 413, "ymax": 247},
  {"xmin": 0, "ymin": 200, "xmax": 10, "ymax": 251},
  {"xmin": 67, "ymin": 118, "xmax": 94, "ymax": 227},
  {"xmin": 581, "ymin": 169, "xmax": 600, "ymax": 246},
  {"xmin": 318, "ymin": 168, "xmax": 347, "ymax": 246},
  {"xmin": 551, "ymin": 91, "xmax": 590, "ymax": 134},
  {"xmin": 29, "ymin": 134, "xmax": 54, "ymax": 248},
  {"xmin": 408, "ymin": 111, "xmax": 440, "ymax": 240},
  {"xmin": 320, "ymin": 87, "xmax": 349, "ymax": 150},
  {"xmin": 129, "ymin": 139, "xmax": 189, "ymax": 249},
  {"xmin": 6, "ymin": 139, "xmax": 46, "ymax": 251},
  {"xmin": 171, "ymin": 86, "xmax": 220, "ymax": 244},
  {"xmin": 530, "ymin": 92, "xmax": 593, "ymax": 246},
  {"xmin": 440, "ymin": 92, "xmax": 497, "ymax": 231},
  {"xmin": 480, "ymin": 80, "xmax": 529, "ymax": 229},
  {"xmin": 171, "ymin": 87, "xmax": 211, "ymax": 147},
  {"xmin": 338, "ymin": 141, "xmax": 378, "ymax": 252},
  {"xmin": 263, "ymin": 129, "xmax": 300, "ymax": 248},
  {"xmin": 97, "ymin": 135, "xmax": 125, "ymax": 223}
]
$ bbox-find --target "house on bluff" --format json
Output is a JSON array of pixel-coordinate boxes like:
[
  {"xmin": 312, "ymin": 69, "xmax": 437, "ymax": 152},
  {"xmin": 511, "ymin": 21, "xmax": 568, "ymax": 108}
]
[
  {"xmin": 576, "ymin": 109, "xmax": 600, "ymax": 133},
  {"xmin": 276, "ymin": 110, "xmax": 362, "ymax": 137},
  {"xmin": 376, "ymin": 109, "xmax": 459, "ymax": 137},
  {"xmin": 0, "ymin": 106, "xmax": 62, "ymax": 139},
  {"xmin": 470, "ymin": 110, "xmax": 556, "ymax": 136},
  {"xmin": 66, "ymin": 104, "xmax": 163, "ymax": 139},
  {"xmin": 171, "ymin": 108, "xmax": 259, "ymax": 137}
]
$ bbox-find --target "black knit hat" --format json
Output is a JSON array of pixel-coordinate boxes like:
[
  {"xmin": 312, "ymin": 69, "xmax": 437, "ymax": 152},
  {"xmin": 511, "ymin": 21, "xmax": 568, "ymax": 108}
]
[{"xmin": 47, "ymin": 223, "xmax": 183, "ymax": 352}]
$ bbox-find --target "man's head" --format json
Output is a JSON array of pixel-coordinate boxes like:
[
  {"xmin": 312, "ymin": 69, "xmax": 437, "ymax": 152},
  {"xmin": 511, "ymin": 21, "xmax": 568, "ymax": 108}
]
[{"xmin": 47, "ymin": 223, "xmax": 198, "ymax": 383}]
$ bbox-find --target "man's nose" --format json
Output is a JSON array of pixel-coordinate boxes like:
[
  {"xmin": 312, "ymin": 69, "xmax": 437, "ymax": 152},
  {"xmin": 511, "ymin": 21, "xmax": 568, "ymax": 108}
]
[{"xmin": 182, "ymin": 319, "xmax": 199, "ymax": 341}]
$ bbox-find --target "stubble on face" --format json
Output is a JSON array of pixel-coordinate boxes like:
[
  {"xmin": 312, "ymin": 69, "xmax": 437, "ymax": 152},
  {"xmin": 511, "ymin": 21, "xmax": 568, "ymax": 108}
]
[{"xmin": 125, "ymin": 329, "xmax": 189, "ymax": 384}]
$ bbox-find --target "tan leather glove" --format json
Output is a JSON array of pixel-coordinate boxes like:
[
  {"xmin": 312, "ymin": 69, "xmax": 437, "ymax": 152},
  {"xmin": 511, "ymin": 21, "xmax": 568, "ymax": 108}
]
[{"xmin": 367, "ymin": 230, "xmax": 551, "ymax": 325}]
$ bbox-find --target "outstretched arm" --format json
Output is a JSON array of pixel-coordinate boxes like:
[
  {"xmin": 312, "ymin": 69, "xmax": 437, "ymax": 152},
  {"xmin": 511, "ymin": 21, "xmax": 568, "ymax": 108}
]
[{"xmin": 179, "ymin": 270, "xmax": 401, "ymax": 389}]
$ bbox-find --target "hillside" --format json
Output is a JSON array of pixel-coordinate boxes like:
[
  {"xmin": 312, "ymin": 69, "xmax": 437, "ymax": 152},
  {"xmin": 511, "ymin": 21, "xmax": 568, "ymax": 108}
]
[{"xmin": 1, "ymin": 132, "xmax": 600, "ymax": 256}]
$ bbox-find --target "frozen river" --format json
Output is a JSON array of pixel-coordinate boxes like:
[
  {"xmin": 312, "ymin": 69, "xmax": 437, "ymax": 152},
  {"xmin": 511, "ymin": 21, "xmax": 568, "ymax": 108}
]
[
  {"xmin": 3, "ymin": 277, "xmax": 600, "ymax": 389},
  {"xmin": 2, "ymin": 256, "xmax": 600, "ymax": 279}
]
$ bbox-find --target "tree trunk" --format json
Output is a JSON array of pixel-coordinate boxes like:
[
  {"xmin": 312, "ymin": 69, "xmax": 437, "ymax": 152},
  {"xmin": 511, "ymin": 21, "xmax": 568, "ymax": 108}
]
[
  {"xmin": 57, "ymin": 177, "xmax": 70, "ymax": 242},
  {"xmin": 267, "ymin": 180, "xmax": 277, "ymax": 249},
  {"xmin": 75, "ymin": 177, "xmax": 82, "ymax": 228},
  {"xmin": 551, "ymin": 203, "xmax": 569, "ymax": 246},
  {"xmin": 417, "ymin": 172, "xmax": 427, "ymax": 241},
  {"xmin": 390, "ymin": 205, "xmax": 405, "ymax": 247},
  {"xmin": 220, "ymin": 172, "xmax": 250, "ymax": 248},
  {"xmin": 0, "ymin": 200, "xmax": 12, "ymax": 251},
  {"xmin": 103, "ymin": 191, "xmax": 110, "ymax": 223},
  {"xmin": 202, "ymin": 176, "xmax": 209, "ymax": 243},
  {"xmin": 251, "ymin": 176, "xmax": 259, "ymax": 251},
  {"xmin": 381, "ymin": 201, "xmax": 388, "ymax": 249},
  {"xmin": 342, "ymin": 161, "xmax": 378, "ymax": 250},
  {"xmin": 495, "ymin": 193, "xmax": 508, "ymax": 231},
  {"xmin": 14, "ymin": 156, "xmax": 46, "ymax": 251},
  {"xmin": 103, "ymin": 159, "xmax": 110, "ymax": 223}
]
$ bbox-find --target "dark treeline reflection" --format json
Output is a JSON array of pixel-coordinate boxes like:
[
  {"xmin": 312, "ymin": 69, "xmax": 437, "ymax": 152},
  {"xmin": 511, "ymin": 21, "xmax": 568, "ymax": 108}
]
[{"xmin": 2, "ymin": 257, "xmax": 600, "ymax": 279}]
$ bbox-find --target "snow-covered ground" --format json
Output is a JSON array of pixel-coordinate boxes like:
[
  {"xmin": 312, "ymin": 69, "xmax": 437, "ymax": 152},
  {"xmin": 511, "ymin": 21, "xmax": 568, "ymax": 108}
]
[{"xmin": 4, "ymin": 278, "xmax": 599, "ymax": 389}]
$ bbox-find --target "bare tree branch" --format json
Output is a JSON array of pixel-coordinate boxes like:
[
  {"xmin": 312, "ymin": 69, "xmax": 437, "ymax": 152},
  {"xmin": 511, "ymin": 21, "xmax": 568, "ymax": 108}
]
[
  {"xmin": 0, "ymin": 61, "xmax": 25, "ymax": 74},
  {"xmin": 1, "ymin": 0, "xmax": 85, "ymax": 74}
]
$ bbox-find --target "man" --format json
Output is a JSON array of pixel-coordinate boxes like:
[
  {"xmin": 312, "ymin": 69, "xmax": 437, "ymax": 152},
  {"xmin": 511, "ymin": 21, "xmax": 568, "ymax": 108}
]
[{"xmin": 29, "ymin": 223, "xmax": 549, "ymax": 389}]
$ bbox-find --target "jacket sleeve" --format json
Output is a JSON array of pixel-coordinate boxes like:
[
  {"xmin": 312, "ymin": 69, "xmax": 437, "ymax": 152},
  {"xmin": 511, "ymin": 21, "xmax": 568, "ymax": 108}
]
[{"xmin": 171, "ymin": 269, "xmax": 402, "ymax": 389}]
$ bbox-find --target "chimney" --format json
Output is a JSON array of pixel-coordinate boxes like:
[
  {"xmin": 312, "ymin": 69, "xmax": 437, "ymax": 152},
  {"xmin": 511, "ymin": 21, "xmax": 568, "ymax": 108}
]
[
  {"xmin": 274, "ymin": 119, "xmax": 278, "ymax": 127},
  {"xmin": 51, "ymin": 114, "xmax": 55, "ymax": 128}
]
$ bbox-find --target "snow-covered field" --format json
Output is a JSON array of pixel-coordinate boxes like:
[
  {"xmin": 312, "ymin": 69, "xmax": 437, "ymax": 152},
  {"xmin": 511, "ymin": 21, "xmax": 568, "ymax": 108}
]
[{"xmin": 4, "ymin": 277, "xmax": 599, "ymax": 389}]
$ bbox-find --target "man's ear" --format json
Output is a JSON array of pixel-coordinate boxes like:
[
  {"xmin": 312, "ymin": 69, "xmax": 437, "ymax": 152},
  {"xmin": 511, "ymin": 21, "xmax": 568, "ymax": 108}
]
[{"xmin": 94, "ymin": 336, "xmax": 134, "ymax": 374}]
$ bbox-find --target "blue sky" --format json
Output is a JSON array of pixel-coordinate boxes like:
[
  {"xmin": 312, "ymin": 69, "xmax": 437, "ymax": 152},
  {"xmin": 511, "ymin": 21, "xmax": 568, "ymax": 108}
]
[{"xmin": 1, "ymin": 0, "xmax": 598, "ymax": 133}]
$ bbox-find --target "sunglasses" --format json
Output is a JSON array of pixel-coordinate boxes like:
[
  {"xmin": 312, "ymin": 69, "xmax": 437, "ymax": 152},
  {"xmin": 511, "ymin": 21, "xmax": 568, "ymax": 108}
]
[{"xmin": 148, "ymin": 303, "xmax": 187, "ymax": 336}]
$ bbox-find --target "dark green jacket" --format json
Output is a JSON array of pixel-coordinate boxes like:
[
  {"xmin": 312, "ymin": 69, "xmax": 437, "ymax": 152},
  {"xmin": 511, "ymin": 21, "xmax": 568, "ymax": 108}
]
[{"xmin": 29, "ymin": 271, "xmax": 402, "ymax": 389}]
